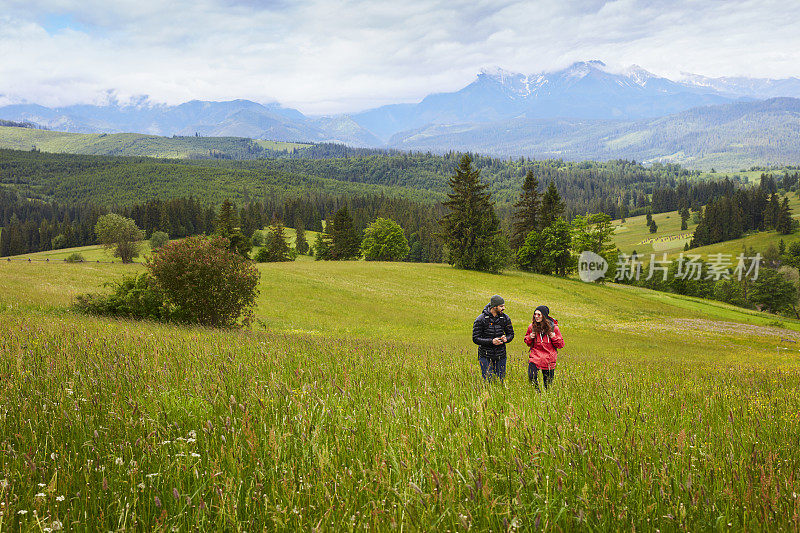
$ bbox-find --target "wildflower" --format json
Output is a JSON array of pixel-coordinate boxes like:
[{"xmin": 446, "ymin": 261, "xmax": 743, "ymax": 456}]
[
  {"xmin": 154, "ymin": 496, "xmax": 162, "ymax": 508},
  {"xmin": 189, "ymin": 430, "xmax": 197, "ymax": 439},
  {"xmin": 51, "ymin": 520, "xmax": 63, "ymax": 531},
  {"xmin": 56, "ymin": 495, "xmax": 65, "ymax": 502},
  {"xmin": 38, "ymin": 483, "xmax": 46, "ymax": 488},
  {"xmin": 18, "ymin": 509, "xmax": 28, "ymax": 515},
  {"xmin": 138, "ymin": 483, "xmax": 145, "ymax": 490},
  {"xmin": 173, "ymin": 488, "xmax": 180, "ymax": 500},
  {"xmin": 35, "ymin": 492, "xmax": 46, "ymax": 499},
  {"xmin": 0, "ymin": 479, "xmax": 7, "ymax": 489},
  {"xmin": 50, "ymin": 453, "xmax": 58, "ymax": 460},
  {"xmin": 191, "ymin": 453, "xmax": 200, "ymax": 458},
  {"xmin": 115, "ymin": 457, "xmax": 124, "ymax": 466}
]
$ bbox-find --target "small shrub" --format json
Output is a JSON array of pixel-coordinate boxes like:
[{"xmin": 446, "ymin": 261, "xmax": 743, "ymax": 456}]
[
  {"xmin": 148, "ymin": 235, "xmax": 260, "ymax": 327},
  {"xmin": 74, "ymin": 273, "xmax": 169, "ymax": 321},
  {"xmin": 149, "ymin": 231, "xmax": 169, "ymax": 251},
  {"xmin": 64, "ymin": 252, "xmax": 85, "ymax": 263}
]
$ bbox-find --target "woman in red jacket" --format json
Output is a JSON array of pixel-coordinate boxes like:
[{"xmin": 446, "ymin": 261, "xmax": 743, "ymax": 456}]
[{"xmin": 523, "ymin": 305, "xmax": 564, "ymax": 391}]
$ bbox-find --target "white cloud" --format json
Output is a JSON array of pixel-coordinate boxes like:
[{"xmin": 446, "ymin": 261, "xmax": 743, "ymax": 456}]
[{"xmin": 1, "ymin": 0, "xmax": 800, "ymax": 114}]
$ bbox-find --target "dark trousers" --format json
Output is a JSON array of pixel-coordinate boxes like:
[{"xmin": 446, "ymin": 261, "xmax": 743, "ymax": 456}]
[
  {"xmin": 528, "ymin": 363, "xmax": 555, "ymax": 391},
  {"xmin": 479, "ymin": 356, "xmax": 506, "ymax": 382}
]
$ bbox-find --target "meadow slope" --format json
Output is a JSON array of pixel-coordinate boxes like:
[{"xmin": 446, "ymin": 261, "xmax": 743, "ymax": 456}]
[{"xmin": 1, "ymin": 259, "xmax": 799, "ymax": 530}]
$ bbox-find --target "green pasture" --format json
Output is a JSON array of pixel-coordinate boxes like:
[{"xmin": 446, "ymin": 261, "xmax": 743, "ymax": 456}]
[
  {"xmin": 611, "ymin": 191, "xmax": 800, "ymax": 259},
  {"xmin": 611, "ymin": 210, "xmax": 697, "ymax": 256},
  {"xmin": 0, "ymin": 126, "xmax": 308, "ymax": 159},
  {"xmin": 253, "ymin": 139, "xmax": 312, "ymax": 152},
  {"xmin": 1, "ymin": 256, "xmax": 799, "ymax": 530}
]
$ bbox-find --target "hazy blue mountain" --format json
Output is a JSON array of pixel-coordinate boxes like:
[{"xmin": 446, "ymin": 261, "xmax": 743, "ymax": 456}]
[
  {"xmin": 5, "ymin": 61, "xmax": 800, "ymax": 159},
  {"xmin": 352, "ymin": 61, "xmax": 734, "ymax": 141},
  {"xmin": 680, "ymin": 73, "xmax": 800, "ymax": 99},
  {"xmin": 387, "ymin": 97, "xmax": 800, "ymax": 170},
  {"xmin": 0, "ymin": 99, "xmax": 379, "ymax": 145}
]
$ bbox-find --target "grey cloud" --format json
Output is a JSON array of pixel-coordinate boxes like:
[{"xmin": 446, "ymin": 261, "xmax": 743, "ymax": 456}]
[{"xmin": 1, "ymin": 0, "xmax": 800, "ymax": 113}]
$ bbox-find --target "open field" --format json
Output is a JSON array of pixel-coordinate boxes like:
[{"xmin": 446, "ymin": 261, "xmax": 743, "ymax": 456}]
[
  {"xmin": 0, "ymin": 126, "xmax": 308, "ymax": 159},
  {"xmin": 611, "ymin": 191, "xmax": 800, "ymax": 259},
  {"xmin": 611, "ymin": 210, "xmax": 698, "ymax": 256},
  {"xmin": 1, "ymin": 257, "xmax": 799, "ymax": 530},
  {"xmin": 7, "ymin": 227, "xmax": 320, "ymax": 264}
]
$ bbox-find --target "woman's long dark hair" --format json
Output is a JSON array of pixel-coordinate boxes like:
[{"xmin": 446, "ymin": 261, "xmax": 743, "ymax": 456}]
[{"xmin": 531, "ymin": 313, "xmax": 552, "ymax": 337}]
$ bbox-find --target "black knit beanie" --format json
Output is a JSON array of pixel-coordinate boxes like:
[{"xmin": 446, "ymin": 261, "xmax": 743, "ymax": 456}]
[
  {"xmin": 535, "ymin": 305, "xmax": 550, "ymax": 321},
  {"xmin": 489, "ymin": 295, "xmax": 505, "ymax": 308}
]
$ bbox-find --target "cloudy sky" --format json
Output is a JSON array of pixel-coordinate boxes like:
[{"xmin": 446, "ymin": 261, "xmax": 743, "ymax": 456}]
[{"xmin": 1, "ymin": 0, "xmax": 799, "ymax": 114}]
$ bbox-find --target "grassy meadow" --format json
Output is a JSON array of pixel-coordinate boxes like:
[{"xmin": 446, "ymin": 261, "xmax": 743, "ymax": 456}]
[
  {"xmin": 1, "ymin": 255, "xmax": 800, "ymax": 531},
  {"xmin": 611, "ymin": 191, "xmax": 800, "ymax": 260},
  {"xmin": 0, "ymin": 126, "xmax": 309, "ymax": 159}
]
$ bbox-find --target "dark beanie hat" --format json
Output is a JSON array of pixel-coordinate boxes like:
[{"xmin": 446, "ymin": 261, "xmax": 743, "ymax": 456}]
[
  {"xmin": 535, "ymin": 305, "xmax": 550, "ymax": 319},
  {"xmin": 489, "ymin": 295, "xmax": 505, "ymax": 308}
]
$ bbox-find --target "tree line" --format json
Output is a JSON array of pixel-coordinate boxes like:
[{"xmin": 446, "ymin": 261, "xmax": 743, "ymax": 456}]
[{"xmin": 689, "ymin": 177, "xmax": 796, "ymax": 248}]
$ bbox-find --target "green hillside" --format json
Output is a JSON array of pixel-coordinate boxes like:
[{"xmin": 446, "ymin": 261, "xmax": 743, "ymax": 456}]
[
  {"xmin": 611, "ymin": 192, "xmax": 800, "ymax": 258},
  {"xmin": 2, "ymin": 255, "xmax": 799, "ymax": 530},
  {"xmin": 0, "ymin": 126, "xmax": 310, "ymax": 159}
]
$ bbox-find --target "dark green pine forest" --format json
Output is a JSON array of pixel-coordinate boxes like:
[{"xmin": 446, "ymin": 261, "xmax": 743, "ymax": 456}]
[{"xmin": 1, "ymin": 143, "xmax": 797, "ymax": 260}]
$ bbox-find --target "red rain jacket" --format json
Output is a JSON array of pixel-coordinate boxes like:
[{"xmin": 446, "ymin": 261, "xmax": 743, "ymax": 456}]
[{"xmin": 523, "ymin": 319, "xmax": 564, "ymax": 370}]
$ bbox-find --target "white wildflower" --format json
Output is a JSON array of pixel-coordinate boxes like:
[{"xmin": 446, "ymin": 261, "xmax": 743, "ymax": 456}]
[
  {"xmin": 18, "ymin": 509, "xmax": 28, "ymax": 515},
  {"xmin": 56, "ymin": 495, "xmax": 65, "ymax": 502},
  {"xmin": 35, "ymin": 492, "xmax": 46, "ymax": 499},
  {"xmin": 115, "ymin": 457, "xmax": 124, "ymax": 466}
]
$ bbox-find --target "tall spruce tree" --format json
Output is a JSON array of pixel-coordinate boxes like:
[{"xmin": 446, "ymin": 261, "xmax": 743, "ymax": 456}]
[
  {"xmin": 680, "ymin": 206, "xmax": 690, "ymax": 230},
  {"xmin": 777, "ymin": 197, "xmax": 794, "ymax": 234},
  {"xmin": 256, "ymin": 219, "xmax": 293, "ymax": 262},
  {"xmin": 440, "ymin": 154, "xmax": 508, "ymax": 273},
  {"xmin": 539, "ymin": 181, "xmax": 565, "ymax": 229},
  {"xmin": 510, "ymin": 170, "xmax": 540, "ymax": 252},
  {"xmin": 294, "ymin": 220, "xmax": 309, "ymax": 255},
  {"xmin": 314, "ymin": 218, "xmax": 333, "ymax": 261},
  {"xmin": 330, "ymin": 206, "xmax": 361, "ymax": 260},
  {"xmin": 215, "ymin": 199, "xmax": 251, "ymax": 258}
]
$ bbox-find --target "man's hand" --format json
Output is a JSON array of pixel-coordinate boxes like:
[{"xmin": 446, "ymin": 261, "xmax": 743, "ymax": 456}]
[
  {"xmin": 500, "ymin": 334, "xmax": 507, "ymax": 343},
  {"xmin": 492, "ymin": 337, "xmax": 503, "ymax": 345}
]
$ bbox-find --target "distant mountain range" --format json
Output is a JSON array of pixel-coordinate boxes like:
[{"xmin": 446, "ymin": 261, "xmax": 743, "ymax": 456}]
[{"xmin": 3, "ymin": 60, "xmax": 800, "ymax": 169}]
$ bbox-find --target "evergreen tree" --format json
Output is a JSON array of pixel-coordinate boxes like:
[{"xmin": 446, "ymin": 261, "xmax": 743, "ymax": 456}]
[
  {"xmin": 439, "ymin": 155, "xmax": 508, "ymax": 273},
  {"xmin": 330, "ymin": 205, "xmax": 361, "ymax": 260},
  {"xmin": 776, "ymin": 197, "xmax": 794, "ymax": 234},
  {"xmin": 764, "ymin": 194, "xmax": 781, "ymax": 230},
  {"xmin": 648, "ymin": 219, "xmax": 658, "ymax": 233},
  {"xmin": 314, "ymin": 218, "xmax": 333, "ymax": 260},
  {"xmin": 510, "ymin": 170, "xmax": 540, "ymax": 252},
  {"xmin": 539, "ymin": 181, "xmax": 565, "ymax": 229},
  {"xmin": 215, "ymin": 199, "xmax": 251, "ymax": 258},
  {"xmin": 645, "ymin": 209, "xmax": 653, "ymax": 226},
  {"xmin": 255, "ymin": 219, "xmax": 293, "ymax": 262},
  {"xmin": 294, "ymin": 220, "xmax": 309, "ymax": 255},
  {"xmin": 680, "ymin": 206, "xmax": 690, "ymax": 231}
]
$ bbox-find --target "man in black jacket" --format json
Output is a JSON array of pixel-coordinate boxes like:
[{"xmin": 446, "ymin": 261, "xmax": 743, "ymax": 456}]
[{"xmin": 473, "ymin": 295, "xmax": 514, "ymax": 381}]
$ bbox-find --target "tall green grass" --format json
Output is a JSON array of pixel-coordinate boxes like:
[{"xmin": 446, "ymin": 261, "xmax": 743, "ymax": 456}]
[{"xmin": 1, "ymin": 260, "xmax": 799, "ymax": 530}]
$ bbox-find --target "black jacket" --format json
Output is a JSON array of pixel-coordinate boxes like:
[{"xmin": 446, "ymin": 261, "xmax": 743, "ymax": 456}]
[{"xmin": 473, "ymin": 304, "xmax": 514, "ymax": 360}]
